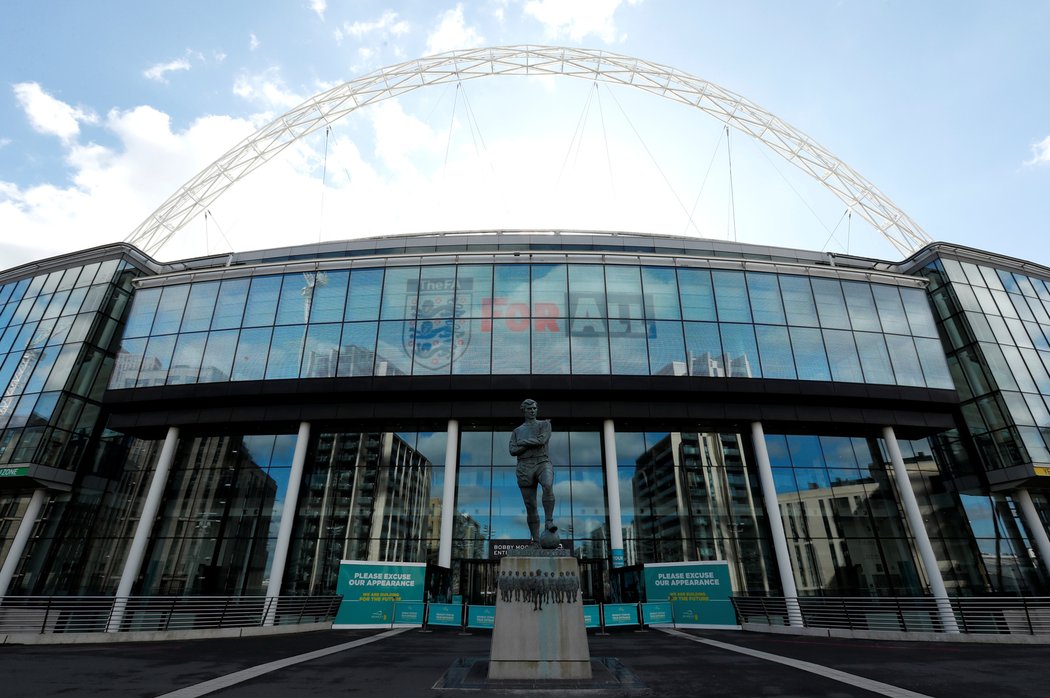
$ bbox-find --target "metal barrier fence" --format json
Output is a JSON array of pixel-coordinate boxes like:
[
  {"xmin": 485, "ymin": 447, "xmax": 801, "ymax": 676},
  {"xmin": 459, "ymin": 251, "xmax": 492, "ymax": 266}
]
[
  {"xmin": 732, "ymin": 596, "xmax": 1050, "ymax": 635},
  {"xmin": 0, "ymin": 595, "xmax": 343, "ymax": 634}
]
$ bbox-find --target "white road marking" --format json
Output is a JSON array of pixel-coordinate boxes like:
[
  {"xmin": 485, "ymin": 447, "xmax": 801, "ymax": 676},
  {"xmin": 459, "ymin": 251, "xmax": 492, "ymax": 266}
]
[
  {"xmin": 658, "ymin": 627, "xmax": 934, "ymax": 698},
  {"xmin": 155, "ymin": 628, "xmax": 409, "ymax": 698}
]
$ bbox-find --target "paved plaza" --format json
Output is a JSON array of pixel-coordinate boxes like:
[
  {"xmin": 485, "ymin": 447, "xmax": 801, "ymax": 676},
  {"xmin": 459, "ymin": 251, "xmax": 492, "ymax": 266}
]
[{"xmin": 1, "ymin": 627, "xmax": 1047, "ymax": 697}]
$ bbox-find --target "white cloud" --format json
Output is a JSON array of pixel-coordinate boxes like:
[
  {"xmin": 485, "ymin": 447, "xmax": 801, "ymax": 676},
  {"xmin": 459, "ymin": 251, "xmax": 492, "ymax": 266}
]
[
  {"xmin": 523, "ymin": 0, "xmax": 638, "ymax": 43},
  {"xmin": 0, "ymin": 138, "xmax": 10, "ymax": 149},
  {"xmin": 233, "ymin": 69, "xmax": 304, "ymax": 111},
  {"xmin": 13, "ymin": 82, "xmax": 97, "ymax": 142},
  {"xmin": 310, "ymin": 0, "xmax": 326, "ymax": 20},
  {"xmin": 339, "ymin": 10, "xmax": 410, "ymax": 40},
  {"xmin": 143, "ymin": 58, "xmax": 192, "ymax": 83},
  {"xmin": 426, "ymin": 4, "xmax": 485, "ymax": 54},
  {"xmin": 250, "ymin": 33, "xmax": 261, "ymax": 51},
  {"xmin": 1025, "ymin": 135, "xmax": 1050, "ymax": 166}
]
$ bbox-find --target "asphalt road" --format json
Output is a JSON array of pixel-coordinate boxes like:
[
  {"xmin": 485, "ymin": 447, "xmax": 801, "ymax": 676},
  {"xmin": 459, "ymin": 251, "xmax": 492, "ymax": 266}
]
[{"xmin": 1, "ymin": 627, "xmax": 1046, "ymax": 697}]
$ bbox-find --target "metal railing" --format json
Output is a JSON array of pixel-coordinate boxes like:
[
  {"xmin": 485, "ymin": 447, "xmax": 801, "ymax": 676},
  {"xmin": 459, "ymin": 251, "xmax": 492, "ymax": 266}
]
[
  {"xmin": 732, "ymin": 596, "xmax": 1050, "ymax": 635},
  {"xmin": 0, "ymin": 595, "xmax": 342, "ymax": 634}
]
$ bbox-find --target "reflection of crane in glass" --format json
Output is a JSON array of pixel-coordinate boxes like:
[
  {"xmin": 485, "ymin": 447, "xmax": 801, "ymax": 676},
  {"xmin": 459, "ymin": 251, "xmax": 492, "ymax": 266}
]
[
  {"xmin": 301, "ymin": 272, "xmax": 328, "ymax": 323},
  {"xmin": 0, "ymin": 343, "xmax": 44, "ymax": 416}
]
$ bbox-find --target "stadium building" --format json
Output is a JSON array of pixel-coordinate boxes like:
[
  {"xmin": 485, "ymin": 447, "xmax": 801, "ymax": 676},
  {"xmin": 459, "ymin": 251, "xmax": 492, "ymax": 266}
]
[{"xmin": 1, "ymin": 48, "xmax": 1048, "ymax": 611}]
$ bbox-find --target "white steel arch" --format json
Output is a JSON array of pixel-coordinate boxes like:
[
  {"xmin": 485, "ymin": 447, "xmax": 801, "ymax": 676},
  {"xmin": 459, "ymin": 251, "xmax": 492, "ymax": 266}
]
[{"xmin": 126, "ymin": 45, "xmax": 931, "ymax": 258}]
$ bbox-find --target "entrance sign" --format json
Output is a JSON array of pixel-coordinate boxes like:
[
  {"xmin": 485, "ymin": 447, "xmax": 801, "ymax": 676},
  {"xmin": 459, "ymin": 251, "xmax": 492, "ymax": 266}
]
[
  {"xmin": 643, "ymin": 561, "xmax": 737, "ymax": 628},
  {"xmin": 333, "ymin": 560, "xmax": 426, "ymax": 628}
]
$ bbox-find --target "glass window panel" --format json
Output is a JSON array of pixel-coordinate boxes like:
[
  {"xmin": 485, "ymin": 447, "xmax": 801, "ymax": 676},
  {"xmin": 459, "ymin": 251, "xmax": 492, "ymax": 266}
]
[
  {"xmin": 1022, "ymin": 392, "xmax": 1050, "ymax": 427},
  {"xmin": 811, "ymin": 278, "xmax": 851, "ymax": 330},
  {"xmin": 265, "ymin": 326, "xmax": 306, "ymax": 379},
  {"xmin": 44, "ymin": 316, "xmax": 73, "ymax": 347},
  {"xmin": 979, "ymin": 342, "xmax": 1018, "ymax": 391},
  {"xmin": 568, "ymin": 265, "xmax": 606, "ymax": 320},
  {"xmin": 23, "ymin": 348, "xmax": 59, "ymax": 394},
  {"xmin": 532, "ymin": 264, "xmax": 567, "ymax": 316},
  {"xmin": 276, "ymin": 273, "xmax": 313, "ymax": 325},
  {"xmin": 610, "ymin": 320, "xmax": 649, "ymax": 374},
  {"xmin": 452, "ymin": 319, "xmax": 492, "ymax": 374},
  {"xmin": 492, "ymin": 321, "xmax": 529, "ymax": 373},
  {"xmin": 756, "ymin": 325, "xmax": 796, "ymax": 379},
  {"xmin": 1020, "ymin": 347, "xmax": 1050, "ymax": 394},
  {"xmin": 455, "ymin": 266, "xmax": 493, "ymax": 318},
  {"xmin": 569, "ymin": 317, "xmax": 609, "ymax": 374},
  {"xmin": 822, "ymin": 329, "xmax": 863, "ymax": 382},
  {"xmin": 416, "ymin": 265, "xmax": 459, "ymax": 323},
  {"xmin": 136, "ymin": 335, "xmax": 177, "ymax": 387},
  {"xmin": 899, "ymin": 287, "xmax": 939, "ymax": 338},
  {"xmin": 648, "ymin": 320, "xmax": 686, "ymax": 375},
  {"xmin": 789, "ymin": 327, "xmax": 831, "ymax": 381},
  {"xmin": 375, "ymin": 321, "xmax": 412, "ymax": 376},
  {"xmin": 199, "ymin": 329, "xmax": 239, "ymax": 382},
  {"xmin": 301, "ymin": 324, "xmax": 341, "ymax": 378},
  {"xmin": 337, "ymin": 322, "xmax": 377, "ymax": 376},
  {"xmin": 25, "ymin": 294, "xmax": 48, "ymax": 324},
  {"xmin": 870, "ymin": 285, "xmax": 910, "ymax": 335},
  {"xmin": 1010, "ymin": 294, "xmax": 1035, "ymax": 322},
  {"xmin": 380, "ymin": 268, "xmax": 420, "ymax": 321},
  {"xmin": 914, "ymin": 338, "xmax": 954, "ymax": 389},
  {"xmin": 855, "ymin": 331, "xmax": 895, "ymax": 385},
  {"xmin": 122, "ymin": 287, "xmax": 161, "ymax": 338},
  {"xmin": 72, "ymin": 263, "xmax": 99, "ymax": 289},
  {"xmin": 884, "ymin": 334, "xmax": 925, "ymax": 387},
  {"xmin": 532, "ymin": 320, "xmax": 569, "ymax": 374},
  {"xmin": 167, "ymin": 332, "xmax": 207, "ymax": 384},
  {"xmin": 242, "ymin": 276, "xmax": 282, "ymax": 327},
  {"xmin": 42, "ymin": 290, "xmax": 70, "ymax": 320},
  {"xmin": 677, "ymin": 268, "xmax": 716, "ymax": 321},
  {"xmin": 841, "ymin": 282, "xmax": 882, "ymax": 332},
  {"xmin": 684, "ymin": 322, "xmax": 723, "ymax": 376},
  {"xmin": 112, "ymin": 337, "xmax": 147, "ymax": 388},
  {"xmin": 642, "ymin": 267, "xmax": 681, "ymax": 320},
  {"xmin": 1006, "ymin": 317, "xmax": 1034, "ymax": 348},
  {"xmin": 991, "ymin": 289, "xmax": 1019, "ymax": 319},
  {"xmin": 989, "ymin": 268, "xmax": 1012, "ymax": 292},
  {"xmin": 606, "ymin": 266, "xmax": 644, "ymax": 319},
  {"xmin": 411, "ymin": 319, "xmax": 454, "ymax": 375},
  {"xmin": 180, "ymin": 282, "xmax": 220, "ymax": 333},
  {"xmin": 346, "ymin": 268, "xmax": 383, "ymax": 322},
  {"xmin": 747, "ymin": 273, "xmax": 785, "ymax": 325},
  {"xmin": 309, "ymin": 270, "xmax": 349, "ymax": 323},
  {"xmin": 997, "ymin": 344, "xmax": 1036, "ymax": 392},
  {"xmin": 712, "ymin": 270, "xmax": 752, "ymax": 323},
  {"xmin": 150, "ymin": 285, "xmax": 190, "ymax": 336},
  {"xmin": 720, "ymin": 324, "xmax": 761, "ymax": 378},
  {"xmin": 210, "ymin": 278, "xmax": 249, "ymax": 330},
  {"xmin": 960, "ymin": 261, "xmax": 985, "ymax": 287}
]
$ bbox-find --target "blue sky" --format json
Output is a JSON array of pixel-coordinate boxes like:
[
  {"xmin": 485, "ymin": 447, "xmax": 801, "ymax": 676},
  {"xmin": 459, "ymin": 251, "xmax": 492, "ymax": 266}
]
[{"xmin": 1, "ymin": 1, "xmax": 1048, "ymax": 267}]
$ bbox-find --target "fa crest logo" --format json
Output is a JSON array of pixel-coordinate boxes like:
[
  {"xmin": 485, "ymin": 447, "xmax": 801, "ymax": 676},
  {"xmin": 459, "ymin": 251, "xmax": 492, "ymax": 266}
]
[{"xmin": 405, "ymin": 278, "xmax": 471, "ymax": 370}]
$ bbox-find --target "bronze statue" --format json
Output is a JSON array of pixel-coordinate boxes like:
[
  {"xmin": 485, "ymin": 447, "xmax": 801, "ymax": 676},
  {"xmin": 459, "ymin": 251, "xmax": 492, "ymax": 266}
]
[{"xmin": 509, "ymin": 399, "xmax": 556, "ymax": 545}]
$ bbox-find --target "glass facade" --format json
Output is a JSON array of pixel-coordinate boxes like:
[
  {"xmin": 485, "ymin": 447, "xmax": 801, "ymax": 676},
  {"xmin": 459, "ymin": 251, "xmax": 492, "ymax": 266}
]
[{"xmin": 110, "ymin": 264, "xmax": 951, "ymax": 389}]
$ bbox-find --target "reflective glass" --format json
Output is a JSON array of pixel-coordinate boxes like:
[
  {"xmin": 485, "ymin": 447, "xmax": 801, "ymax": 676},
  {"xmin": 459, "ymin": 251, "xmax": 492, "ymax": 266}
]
[
  {"xmin": 264, "ymin": 326, "xmax": 305, "ymax": 379},
  {"xmin": 309, "ymin": 271, "xmax": 349, "ymax": 323},
  {"xmin": 532, "ymin": 264, "xmax": 567, "ymax": 315},
  {"xmin": 872, "ymin": 285, "xmax": 910, "ymax": 335},
  {"xmin": 720, "ymin": 324, "xmax": 761, "ymax": 378},
  {"xmin": 569, "ymin": 318, "xmax": 610, "ymax": 374},
  {"xmin": 211, "ymin": 278, "xmax": 249, "ymax": 330},
  {"xmin": 712, "ymin": 270, "xmax": 752, "ymax": 323},
  {"xmin": 568, "ymin": 265, "xmax": 606, "ymax": 320},
  {"xmin": 532, "ymin": 321, "xmax": 569, "ymax": 374},
  {"xmin": 841, "ymin": 282, "xmax": 881, "ymax": 332},
  {"xmin": 684, "ymin": 322, "xmax": 723, "ymax": 377},
  {"xmin": 122, "ymin": 287, "xmax": 161, "ymax": 338},
  {"xmin": 885, "ymin": 334, "xmax": 925, "ymax": 387},
  {"xmin": 301, "ymin": 324, "xmax": 341, "ymax": 378},
  {"xmin": 747, "ymin": 273, "xmax": 785, "ymax": 325},
  {"xmin": 167, "ymin": 332, "xmax": 206, "ymax": 384},
  {"xmin": 242, "ymin": 276, "xmax": 281, "ymax": 327},
  {"xmin": 822, "ymin": 329, "xmax": 863, "ymax": 382},
  {"xmin": 648, "ymin": 320, "xmax": 686, "ymax": 375},
  {"xmin": 855, "ymin": 331, "xmax": 895, "ymax": 384},
  {"xmin": 811, "ymin": 279, "xmax": 851, "ymax": 330},
  {"xmin": 452, "ymin": 319, "xmax": 492, "ymax": 374},
  {"xmin": 606, "ymin": 266, "xmax": 644, "ymax": 319},
  {"xmin": 914, "ymin": 337, "xmax": 954, "ymax": 389},
  {"xmin": 338, "ymin": 322, "xmax": 377, "ymax": 377},
  {"xmin": 610, "ymin": 320, "xmax": 648, "ymax": 374},
  {"xmin": 112, "ymin": 337, "xmax": 146, "ymax": 388},
  {"xmin": 455, "ymin": 266, "xmax": 493, "ymax": 318},
  {"xmin": 136, "ymin": 335, "xmax": 176, "ymax": 387},
  {"xmin": 789, "ymin": 326, "xmax": 831, "ymax": 381},
  {"xmin": 230, "ymin": 327, "xmax": 271, "ymax": 381},
  {"xmin": 199, "ymin": 329, "xmax": 238, "ymax": 382},
  {"xmin": 411, "ymin": 319, "xmax": 454, "ymax": 375},
  {"xmin": 642, "ymin": 267, "xmax": 681, "ymax": 319},
  {"xmin": 375, "ymin": 321, "xmax": 412, "ymax": 375},
  {"xmin": 276, "ymin": 274, "xmax": 313, "ymax": 325},
  {"xmin": 756, "ymin": 325, "xmax": 796, "ymax": 379},
  {"xmin": 380, "ymin": 268, "xmax": 420, "ymax": 321},
  {"xmin": 346, "ymin": 268, "xmax": 383, "ymax": 322},
  {"xmin": 180, "ymin": 282, "xmax": 219, "ymax": 333},
  {"xmin": 492, "ymin": 321, "xmax": 529, "ymax": 373},
  {"xmin": 677, "ymin": 268, "xmax": 716, "ymax": 321}
]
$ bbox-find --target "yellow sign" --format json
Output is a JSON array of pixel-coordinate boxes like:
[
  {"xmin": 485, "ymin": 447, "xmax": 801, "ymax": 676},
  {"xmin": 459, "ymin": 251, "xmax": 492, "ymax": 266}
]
[{"xmin": 1034, "ymin": 466, "xmax": 1050, "ymax": 477}]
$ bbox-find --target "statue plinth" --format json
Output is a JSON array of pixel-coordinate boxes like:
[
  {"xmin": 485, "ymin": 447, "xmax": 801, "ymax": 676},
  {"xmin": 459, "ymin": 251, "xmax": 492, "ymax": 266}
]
[{"xmin": 488, "ymin": 555, "xmax": 592, "ymax": 681}]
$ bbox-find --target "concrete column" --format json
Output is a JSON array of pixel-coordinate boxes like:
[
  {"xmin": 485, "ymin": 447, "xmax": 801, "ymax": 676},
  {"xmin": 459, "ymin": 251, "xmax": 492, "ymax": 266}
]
[
  {"xmin": 1014, "ymin": 488, "xmax": 1050, "ymax": 578},
  {"xmin": 0, "ymin": 488, "xmax": 48, "ymax": 597},
  {"xmin": 750, "ymin": 422, "xmax": 803, "ymax": 627},
  {"xmin": 264, "ymin": 421, "xmax": 311, "ymax": 625},
  {"xmin": 107, "ymin": 426, "xmax": 179, "ymax": 632},
  {"xmin": 438, "ymin": 419, "xmax": 459, "ymax": 568},
  {"xmin": 882, "ymin": 426, "xmax": 959, "ymax": 633},
  {"xmin": 602, "ymin": 420, "xmax": 625, "ymax": 567}
]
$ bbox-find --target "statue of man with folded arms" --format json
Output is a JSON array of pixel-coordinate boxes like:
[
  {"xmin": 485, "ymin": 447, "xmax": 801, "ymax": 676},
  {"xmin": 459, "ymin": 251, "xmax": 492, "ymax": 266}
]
[{"xmin": 509, "ymin": 399, "xmax": 556, "ymax": 546}]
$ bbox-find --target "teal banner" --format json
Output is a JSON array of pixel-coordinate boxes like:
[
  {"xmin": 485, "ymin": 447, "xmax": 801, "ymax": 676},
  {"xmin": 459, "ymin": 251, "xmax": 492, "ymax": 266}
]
[
  {"xmin": 466, "ymin": 605, "xmax": 496, "ymax": 629},
  {"xmin": 393, "ymin": 601, "xmax": 425, "ymax": 625},
  {"xmin": 641, "ymin": 601, "xmax": 674, "ymax": 625},
  {"xmin": 582, "ymin": 605, "xmax": 601, "ymax": 628},
  {"xmin": 333, "ymin": 560, "xmax": 427, "ymax": 627},
  {"xmin": 602, "ymin": 603, "xmax": 639, "ymax": 627},
  {"xmin": 427, "ymin": 603, "xmax": 463, "ymax": 627},
  {"xmin": 643, "ymin": 561, "xmax": 737, "ymax": 627}
]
